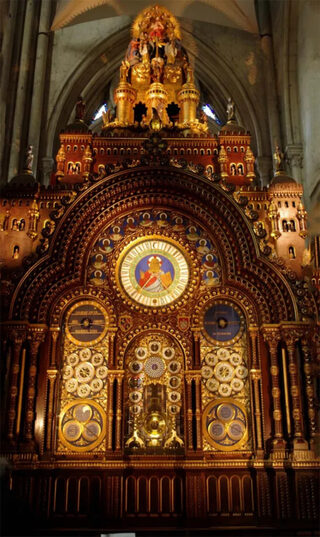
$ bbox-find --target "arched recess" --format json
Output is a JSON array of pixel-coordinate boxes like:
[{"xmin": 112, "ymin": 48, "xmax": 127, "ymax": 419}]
[
  {"xmin": 121, "ymin": 329, "xmax": 187, "ymax": 453},
  {"xmin": 10, "ymin": 167, "xmax": 298, "ymax": 324},
  {"xmin": 47, "ymin": 24, "xmax": 269, "ymax": 163}
]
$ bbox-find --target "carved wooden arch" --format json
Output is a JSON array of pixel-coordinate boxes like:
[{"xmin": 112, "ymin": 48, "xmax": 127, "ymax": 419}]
[
  {"xmin": 11, "ymin": 167, "xmax": 297, "ymax": 324},
  {"xmin": 118, "ymin": 326, "xmax": 192, "ymax": 370}
]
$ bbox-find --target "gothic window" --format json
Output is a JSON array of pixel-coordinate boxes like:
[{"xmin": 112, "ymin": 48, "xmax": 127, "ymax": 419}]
[
  {"xmin": 80, "ymin": 145, "xmax": 84, "ymax": 152},
  {"xmin": 73, "ymin": 145, "xmax": 78, "ymax": 152},
  {"xmin": 120, "ymin": 148, "xmax": 124, "ymax": 155},
  {"xmin": 278, "ymin": 201, "xmax": 281, "ymax": 208},
  {"xmin": 240, "ymin": 147, "xmax": 245, "ymax": 152},
  {"xmin": 187, "ymin": 148, "xmax": 192, "ymax": 155},
  {"xmin": 285, "ymin": 201, "xmax": 289, "ymax": 208},
  {"xmin": 289, "ymin": 220, "xmax": 296, "ymax": 231},
  {"xmin": 230, "ymin": 163, "xmax": 236, "ymax": 176},
  {"xmin": 12, "ymin": 245, "xmax": 19, "ymax": 259},
  {"xmin": 113, "ymin": 148, "xmax": 118, "ymax": 155},
  {"xmin": 282, "ymin": 220, "xmax": 289, "ymax": 232},
  {"xmin": 207, "ymin": 149, "xmax": 211, "ymax": 155},
  {"xmin": 100, "ymin": 148, "xmax": 105, "ymax": 155},
  {"xmin": 289, "ymin": 246, "xmax": 296, "ymax": 259},
  {"xmin": 227, "ymin": 146, "xmax": 231, "ymax": 153},
  {"xmin": 180, "ymin": 148, "xmax": 184, "ymax": 155},
  {"xmin": 237, "ymin": 164, "xmax": 244, "ymax": 175},
  {"xmin": 200, "ymin": 148, "xmax": 205, "ymax": 155},
  {"xmin": 193, "ymin": 148, "xmax": 198, "ymax": 155},
  {"xmin": 292, "ymin": 201, "xmax": 296, "ymax": 208},
  {"xmin": 19, "ymin": 219, "xmax": 25, "ymax": 231},
  {"xmin": 174, "ymin": 148, "xmax": 178, "ymax": 155},
  {"xmin": 256, "ymin": 204, "xmax": 261, "ymax": 210},
  {"xmin": 11, "ymin": 218, "xmax": 18, "ymax": 231},
  {"xmin": 2, "ymin": 200, "xmax": 7, "ymax": 206},
  {"xmin": 233, "ymin": 147, "xmax": 238, "ymax": 152},
  {"xmin": 66, "ymin": 145, "xmax": 71, "ymax": 152}
]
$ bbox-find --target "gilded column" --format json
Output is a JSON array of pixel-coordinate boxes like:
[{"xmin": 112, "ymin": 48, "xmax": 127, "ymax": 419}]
[
  {"xmin": 107, "ymin": 374, "xmax": 115, "ymax": 450},
  {"xmin": 300, "ymin": 336, "xmax": 317, "ymax": 447},
  {"xmin": 262, "ymin": 327, "xmax": 285, "ymax": 451},
  {"xmin": 115, "ymin": 374, "xmax": 123, "ymax": 450},
  {"xmin": 7, "ymin": 329, "xmax": 26, "ymax": 441},
  {"xmin": 49, "ymin": 327, "xmax": 60, "ymax": 367},
  {"xmin": 185, "ymin": 376, "xmax": 193, "ymax": 451},
  {"xmin": 194, "ymin": 375, "xmax": 202, "ymax": 450},
  {"xmin": 249, "ymin": 326, "xmax": 263, "ymax": 453},
  {"xmin": 46, "ymin": 369, "xmax": 58, "ymax": 451},
  {"xmin": 282, "ymin": 329, "xmax": 307, "ymax": 448},
  {"xmin": 24, "ymin": 329, "xmax": 46, "ymax": 443},
  {"xmin": 108, "ymin": 328, "xmax": 117, "ymax": 368},
  {"xmin": 192, "ymin": 329, "xmax": 201, "ymax": 368}
]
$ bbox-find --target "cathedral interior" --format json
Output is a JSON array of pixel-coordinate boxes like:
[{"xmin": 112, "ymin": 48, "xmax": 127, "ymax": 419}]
[{"xmin": 0, "ymin": 1, "xmax": 319, "ymax": 536}]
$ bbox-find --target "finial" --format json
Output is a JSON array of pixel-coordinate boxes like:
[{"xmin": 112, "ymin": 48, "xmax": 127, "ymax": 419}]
[
  {"xmin": 23, "ymin": 145, "xmax": 34, "ymax": 173},
  {"xmin": 273, "ymin": 144, "xmax": 285, "ymax": 175},
  {"xmin": 226, "ymin": 97, "xmax": 236, "ymax": 123},
  {"xmin": 75, "ymin": 95, "xmax": 86, "ymax": 121}
]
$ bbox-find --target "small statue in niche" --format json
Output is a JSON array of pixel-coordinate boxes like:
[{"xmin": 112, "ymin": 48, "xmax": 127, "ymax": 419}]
[
  {"xmin": 75, "ymin": 96, "xmax": 86, "ymax": 120},
  {"xmin": 139, "ymin": 32, "xmax": 150, "ymax": 64},
  {"xmin": 126, "ymin": 37, "xmax": 140, "ymax": 66},
  {"xmin": 120, "ymin": 60, "xmax": 130, "ymax": 82},
  {"xmin": 165, "ymin": 35, "xmax": 177, "ymax": 65},
  {"xmin": 230, "ymin": 163, "xmax": 236, "ymax": 176},
  {"xmin": 184, "ymin": 61, "xmax": 194, "ymax": 84},
  {"xmin": 226, "ymin": 97, "xmax": 236, "ymax": 122},
  {"xmin": 273, "ymin": 144, "xmax": 285, "ymax": 172},
  {"xmin": 24, "ymin": 145, "xmax": 34, "ymax": 172}
]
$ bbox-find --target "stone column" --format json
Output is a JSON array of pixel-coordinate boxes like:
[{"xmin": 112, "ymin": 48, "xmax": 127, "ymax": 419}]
[
  {"xmin": 24, "ymin": 329, "xmax": 46, "ymax": 443},
  {"xmin": 7, "ymin": 329, "xmax": 26, "ymax": 441},
  {"xmin": 285, "ymin": 144, "xmax": 303, "ymax": 183},
  {"xmin": 263, "ymin": 328, "xmax": 286, "ymax": 452},
  {"xmin": 256, "ymin": 0, "xmax": 282, "ymax": 157},
  {"xmin": 8, "ymin": 0, "xmax": 39, "ymax": 178},
  {"xmin": 28, "ymin": 0, "xmax": 53, "ymax": 179}
]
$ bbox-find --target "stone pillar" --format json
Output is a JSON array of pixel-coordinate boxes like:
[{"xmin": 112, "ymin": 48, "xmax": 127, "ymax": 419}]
[
  {"xmin": 256, "ymin": 0, "xmax": 282, "ymax": 157},
  {"xmin": 263, "ymin": 328, "xmax": 286, "ymax": 453},
  {"xmin": 285, "ymin": 143, "xmax": 303, "ymax": 183},
  {"xmin": 28, "ymin": 0, "xmax": 53, "ymax": 179},
  {"xmin": 256, "ymin": 156, "xmax": 272, "ymax": 186},
  {"xmin": 185, "ymin": 377, "xmax": 193, "ymax": 451},
  {"xmin": 41, "ymin": 156, "xmax": 54, "ymax": 186},
  {"xmin": 8, "ymin": 0, "xmax": 39, "ymax": 179},
  {"xmin": 24, "ymin": 328, "xmax": 46, "ymax": 443},
  {"xmin": 7, "ymin": 330, "xmax": 26, "ymax": 441}
]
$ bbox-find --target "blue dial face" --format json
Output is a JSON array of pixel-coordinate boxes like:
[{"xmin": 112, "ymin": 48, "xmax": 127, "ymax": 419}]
[{"xmin": 203, "ymin": 304, "xmax": 242, "ymax": 343}]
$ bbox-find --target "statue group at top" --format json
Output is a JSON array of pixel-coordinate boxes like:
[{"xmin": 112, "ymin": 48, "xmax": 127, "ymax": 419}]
[{"xmin": 103, "ymin": 5, "xmax": 208, "ymax": 134}]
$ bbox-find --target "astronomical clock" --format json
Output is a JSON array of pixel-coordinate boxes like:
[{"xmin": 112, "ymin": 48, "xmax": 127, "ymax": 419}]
[{"xmin": 0, "ymin": 4, "xmax": 319, "ymax": 535}]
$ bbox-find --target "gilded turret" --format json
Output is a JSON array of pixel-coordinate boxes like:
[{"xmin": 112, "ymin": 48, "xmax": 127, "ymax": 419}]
[{"xmin": 102, "ymin": 5, "xmax": 207, "ymax": 134}]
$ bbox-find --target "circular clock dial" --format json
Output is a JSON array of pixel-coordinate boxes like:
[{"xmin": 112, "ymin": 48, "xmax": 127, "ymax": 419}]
[
  {"xmin": 203, "ymin": 303, "xmax": 244, "ymax": 345},
  {"xmin": 59, "ymin": 400, "xmax": 105, "ymax": 451},
  {"xmin": 118, "ymin": 239, "xmax": 190, "ymax": 307},
  {"xmin": 65, "ymin": 302, "xmax": 107, "ymax": 346}
]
